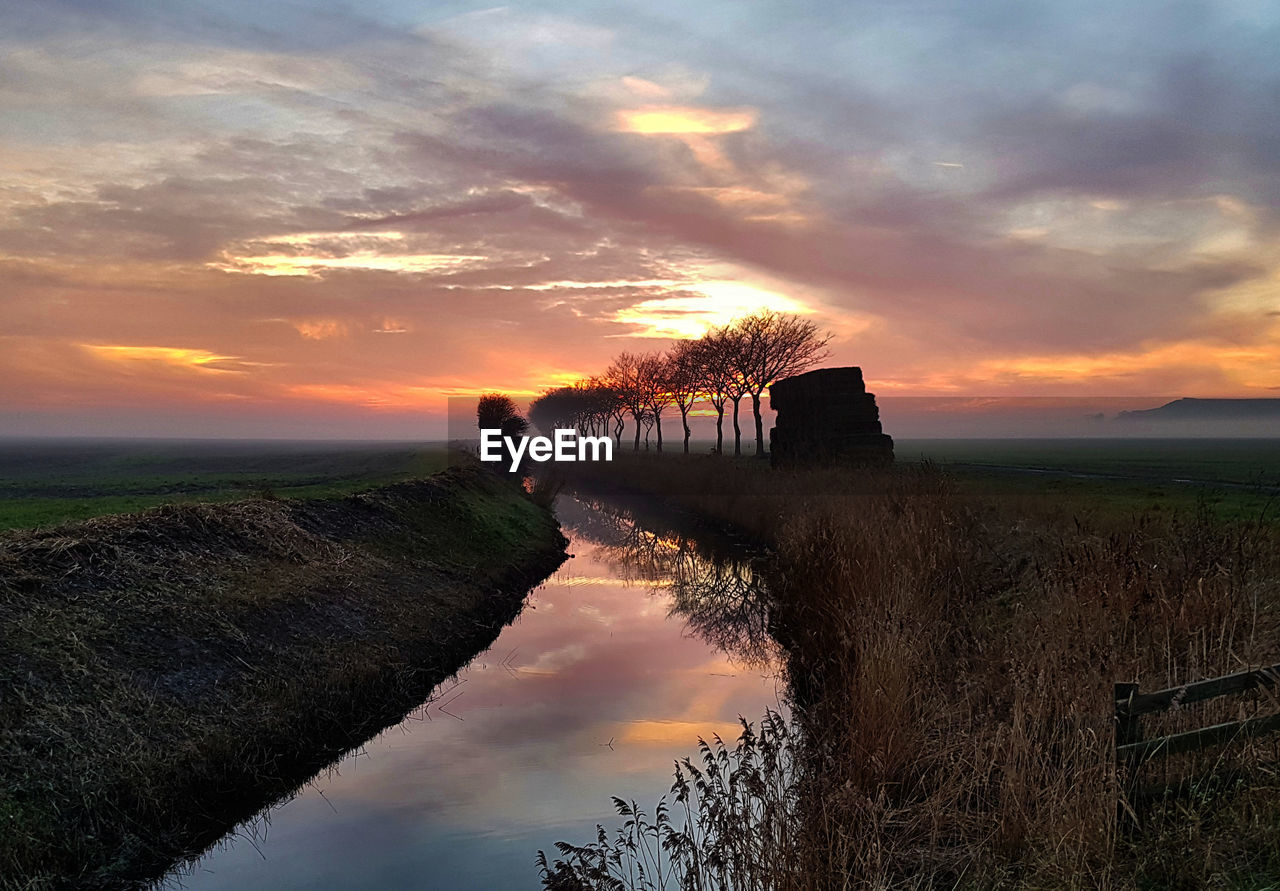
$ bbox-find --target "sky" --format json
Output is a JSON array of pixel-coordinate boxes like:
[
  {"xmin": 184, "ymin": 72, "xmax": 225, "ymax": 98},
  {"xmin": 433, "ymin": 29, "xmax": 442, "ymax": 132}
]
[{"xmin": 2, "ymin": 0, "xmax": 1278, "ymax": 437}]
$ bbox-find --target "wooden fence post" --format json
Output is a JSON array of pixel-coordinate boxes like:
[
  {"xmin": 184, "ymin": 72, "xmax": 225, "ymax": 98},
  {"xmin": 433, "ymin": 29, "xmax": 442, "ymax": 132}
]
[
  {"xmin": 1112, "ymin": 662, "xmax": 1280, "ymax": 834},
  {"xmin": 1115, "ymin": 681, "xmax": 1141, "ymax": 834}
]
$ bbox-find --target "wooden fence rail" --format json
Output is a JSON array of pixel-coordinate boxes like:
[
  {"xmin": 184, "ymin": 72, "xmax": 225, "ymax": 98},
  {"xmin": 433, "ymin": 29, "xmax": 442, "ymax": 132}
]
[
  {"xmin": 1114, "ymin": 663, "xmax": 1280, "ymax": 824},
  {"xmin": 1114, "ymin": 663, "xmax": 1280, "ymax": 767},
  {"xmin": 1111, "ymin": 660, "xmax": 1280, "ymax": 829}
]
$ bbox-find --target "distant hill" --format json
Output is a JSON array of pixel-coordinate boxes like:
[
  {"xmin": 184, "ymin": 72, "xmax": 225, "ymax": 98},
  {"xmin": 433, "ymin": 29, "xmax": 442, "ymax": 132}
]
[
  {"xmin": 1116, "ymin": 398, "xmax": 1280, "ymax": 435},
  {"xmin": 1118, "ymin": 398, "xmax": 1280, "ymax": 421}
]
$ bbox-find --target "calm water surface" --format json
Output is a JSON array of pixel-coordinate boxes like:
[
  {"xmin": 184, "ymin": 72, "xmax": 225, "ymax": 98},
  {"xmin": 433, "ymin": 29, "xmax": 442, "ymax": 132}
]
[{"xmin": 165, "ymin": 496, "xmax": 780, "ymax": 890}]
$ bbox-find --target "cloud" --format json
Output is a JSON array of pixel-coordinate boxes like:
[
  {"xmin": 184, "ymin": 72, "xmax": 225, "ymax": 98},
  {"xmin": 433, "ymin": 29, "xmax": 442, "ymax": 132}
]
[
  {"xmin": 613, "ymin": 282, "xmax": 813, "ymax": 339},
  {"xmin": 3, "ymin": 0, "xmax": 1280, "ymax": 434},
  {"xmin": 613, "ymin": 105, "xmax": 756, "ymax": 135},
  {"xmin": 81, "ymin": 344, "xmax": 258, "ymax": 373},
  {"xmin": 293, "ymin": 319, "xmax": 346, "ymax": 340}
]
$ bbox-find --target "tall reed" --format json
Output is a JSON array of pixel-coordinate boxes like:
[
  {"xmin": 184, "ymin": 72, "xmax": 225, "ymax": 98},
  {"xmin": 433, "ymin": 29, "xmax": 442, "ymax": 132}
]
[
  {"xmin": 547, "ymin": 459, "xmax": 1280, "ymax": 887},
  {"xmin": 538, "ymin": 712, "xmax": 797, "ymax": 890}
]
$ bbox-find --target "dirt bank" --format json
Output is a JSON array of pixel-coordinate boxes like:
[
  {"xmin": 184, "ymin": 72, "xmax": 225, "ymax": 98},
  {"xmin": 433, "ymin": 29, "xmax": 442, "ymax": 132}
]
[{"xmin": 0, "ymin": 465, "xmax": 567, "ymax": 889}]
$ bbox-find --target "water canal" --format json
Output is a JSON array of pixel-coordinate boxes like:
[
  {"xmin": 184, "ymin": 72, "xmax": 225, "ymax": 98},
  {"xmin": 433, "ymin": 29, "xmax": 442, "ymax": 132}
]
[{"xmin": 166, "ymin": 494, "xmax": 781, "ymax": 890}]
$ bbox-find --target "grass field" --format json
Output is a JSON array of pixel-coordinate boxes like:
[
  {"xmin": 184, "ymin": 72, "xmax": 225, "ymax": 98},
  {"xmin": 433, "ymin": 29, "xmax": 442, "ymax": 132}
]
[
  {"xmin": 0, "ymin": 440, "xmax": 449, "ymax": 530},
  {"xmin": 896, "ymin": 438, "xmax": 1280, "ymax": 523},
  {"xmin": 897, "ymin": 437, "xmax": 1280, "ymax": 484},
  {"xmin": 3, "ymin": 437, "xmax": 1275, "ymax": 531}
]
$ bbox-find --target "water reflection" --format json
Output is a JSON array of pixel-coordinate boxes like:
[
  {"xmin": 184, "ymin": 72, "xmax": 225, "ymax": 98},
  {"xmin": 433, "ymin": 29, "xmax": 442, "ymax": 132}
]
[
  {"xmin": 558, "ymin": 496, "xmax": 779, "ymax": 667},
  {"xmin": 166, "ymin": 496, "xmax": 780, "ymax": 891}
]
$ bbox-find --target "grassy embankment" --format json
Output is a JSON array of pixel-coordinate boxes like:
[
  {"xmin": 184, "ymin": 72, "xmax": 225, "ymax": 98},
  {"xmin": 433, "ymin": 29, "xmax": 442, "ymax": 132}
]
[
  {"xmin": 547, "ymin": 449, "xmax": 1280, "ymax": 888},
  {"xmin": 0, "ymin": 440, "xmax": 448, "ymax": 531},
  {"xmin": 0, "ymin": 463, "xmax": 567, "ymax": 890}
]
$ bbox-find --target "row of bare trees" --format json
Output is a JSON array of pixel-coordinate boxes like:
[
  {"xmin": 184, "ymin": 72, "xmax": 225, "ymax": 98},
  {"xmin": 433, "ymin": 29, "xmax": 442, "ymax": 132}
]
[{"xmin": 528, "ymin": 310, "xmax": 830, "ymax": 457}]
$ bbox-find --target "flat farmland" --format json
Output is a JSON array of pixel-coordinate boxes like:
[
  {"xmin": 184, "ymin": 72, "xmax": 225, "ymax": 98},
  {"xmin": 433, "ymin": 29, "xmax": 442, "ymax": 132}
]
[
  {"xmin": 897, "ymin": 438, "xmax": 1280, "ymax": 522},
  {"xmin": 0, "ymin": 440, "xmax": 449, "ymax": 530}
]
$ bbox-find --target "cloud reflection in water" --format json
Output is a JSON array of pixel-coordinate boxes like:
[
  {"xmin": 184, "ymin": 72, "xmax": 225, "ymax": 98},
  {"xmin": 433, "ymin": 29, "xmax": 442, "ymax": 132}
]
[{"xmin": 168, "ymin": 496, "xmax": 781, "ymax": 890}]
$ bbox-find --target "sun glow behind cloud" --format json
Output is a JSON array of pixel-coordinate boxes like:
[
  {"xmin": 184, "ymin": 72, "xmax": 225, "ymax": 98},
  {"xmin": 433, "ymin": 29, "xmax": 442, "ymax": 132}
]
[
  {"xmin": 614, "ymin": 281, "xmax": 813, "ymax": 339},
  {"xmin": 614, "ymin": 104, "xmax": 758, "ymax": 173},
  {"xmin": 614, "ymin": 105, "xmax": 756, "ymax": 135},
  {"xmin": 209, "ymin": 230, "xmax": 493, "ymax": 277},
  {"xmin": 212, "ymin": 252, "xmax": 488, "ymax": 276}
]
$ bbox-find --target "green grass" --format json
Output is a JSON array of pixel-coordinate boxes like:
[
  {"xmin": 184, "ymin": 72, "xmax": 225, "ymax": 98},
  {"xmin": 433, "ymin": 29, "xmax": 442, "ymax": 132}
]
[
  {"xmin": 896, "ymin": 438, "xmax": 1280, "ymax": 484},
  {"xmin": 0, "ymin": 440, "xmax": 449, "ymax": 530},
  {"xmin": 891, "ymin": 439, "xmax": 1280, "ymax": 524},
  {"xmin": 0, "ymin": 465, "xmax": 567, "ymax": 889},
  {"xmin": 948, "ymin": 471, "xmax": 1279, "ymax": 525}
]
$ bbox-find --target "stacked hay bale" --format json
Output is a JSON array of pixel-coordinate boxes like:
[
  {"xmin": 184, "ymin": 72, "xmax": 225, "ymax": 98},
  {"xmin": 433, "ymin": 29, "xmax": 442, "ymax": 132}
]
[{"xmin": 769, "ymin": 366, "xmax": 894, "ymax": 467}]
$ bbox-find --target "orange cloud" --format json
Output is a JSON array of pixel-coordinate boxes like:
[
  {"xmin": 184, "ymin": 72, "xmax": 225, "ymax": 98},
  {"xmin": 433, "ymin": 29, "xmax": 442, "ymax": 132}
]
[
  {"xmin": 286, "ymin": 382, "xmax": 436, "ymax": 409},
  {"xmin": 293, "ymin": 319, "xmax": 346, "ymax": 340},
  {"xmin": 81, "ymin": 344, "xmax": 252, "ymax": 373},
  {"xmin": 976, "ymin": 337, "xmax": 1280, "ymax": 389}
]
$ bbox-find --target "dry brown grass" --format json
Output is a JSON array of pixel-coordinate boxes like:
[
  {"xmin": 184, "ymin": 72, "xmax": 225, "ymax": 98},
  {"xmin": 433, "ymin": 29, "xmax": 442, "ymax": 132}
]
[
  {"xmin": 772, "ymin": 470, "xmax": 1280, "ymax": 888},
  {"xmin": 0, "ymin": 466, "xmax": 567, "ymax": 890},
  {"xmin": 553, "ymin": 454, "xmax": 1280, "ymax": 888}
]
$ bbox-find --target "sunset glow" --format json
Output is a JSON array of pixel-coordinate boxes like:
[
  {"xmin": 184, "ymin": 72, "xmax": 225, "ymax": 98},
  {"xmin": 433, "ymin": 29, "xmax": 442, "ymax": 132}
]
[
  {"xmin": 614, "ymin": 105, "xmax": 757, "ymax": 135},
  {"xmin": 614, "ymin": 282, "xmax": 813, "ymax": 339},
  {"xmin": 82, "ymin": 346, "xmax": 253, "ymax": 374},
  {"xmin": 1, "ymin": 2, "xmax": 1276, "ymax": 437}
]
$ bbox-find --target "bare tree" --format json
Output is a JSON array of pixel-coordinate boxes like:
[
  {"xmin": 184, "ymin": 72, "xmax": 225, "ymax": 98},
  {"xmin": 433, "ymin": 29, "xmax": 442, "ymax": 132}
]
[
  {"xmin": 604, "ymin": 353, "xmax": 648, "ymax": 451},
  {"xmin": 713, "ymin": 326, "xmax": 754, "ymax": 457},
  {"xmin": 636, "ymin": 352, "xmax": 674, "ymax": 452},
  {"xmin": 732, "ymin": 310, "xmax": 830, "ymax": 457},
  {"xmin": 664, "ymin": 342, "xmax": 703, "ymax": 454},
  {"xmin": 640, "ymin": 407, "xmax": 655, "ymax": 449},
  {"xmin": 594, "ymin": 379, "xmax": 627, "ymax": 448},
  {"xmin": 535, "ymin": 310, "xmax": 827, "ymax": 463},
  {"xmin": 530, "ymin": 385, "xmax": 606, "ymax": 436},
  {"xmin": 692, "ymin": 330, "xmax": 737, "ymax": 455}
]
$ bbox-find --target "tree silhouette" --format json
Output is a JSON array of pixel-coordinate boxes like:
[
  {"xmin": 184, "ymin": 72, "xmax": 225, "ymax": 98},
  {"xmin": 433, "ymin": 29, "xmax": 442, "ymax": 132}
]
[
  {"xmin": 604, "ymin": 353, "xmax": 647, "ymax": 451},
  {"xmin": 666, "ymin": 340, "xmax": 703, "ymax": 454},
  {"xmin": 477, "ymin": 393, "xmax": 526, "ymax": 434},
  {"xmin": 706, "ymin": 325, "xmax": 753, "ymax": 456},
  {"xmin": 516, "ymin": 309, "xmax": 831, "ymax": 461},
  {"xmin": 733, "ymin": 311, "xmax": 830, "ymax": 457},
  {"xmin": 688, "ymin": 332, "xmax": 735, "ymax": 454},
  {"xmin": 476, "ymin": 392, "xmax": 528, "ymax": 470},
  {"xmin": 636, "ymin": 352, "xmax": 673, "ymax": 452}
]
